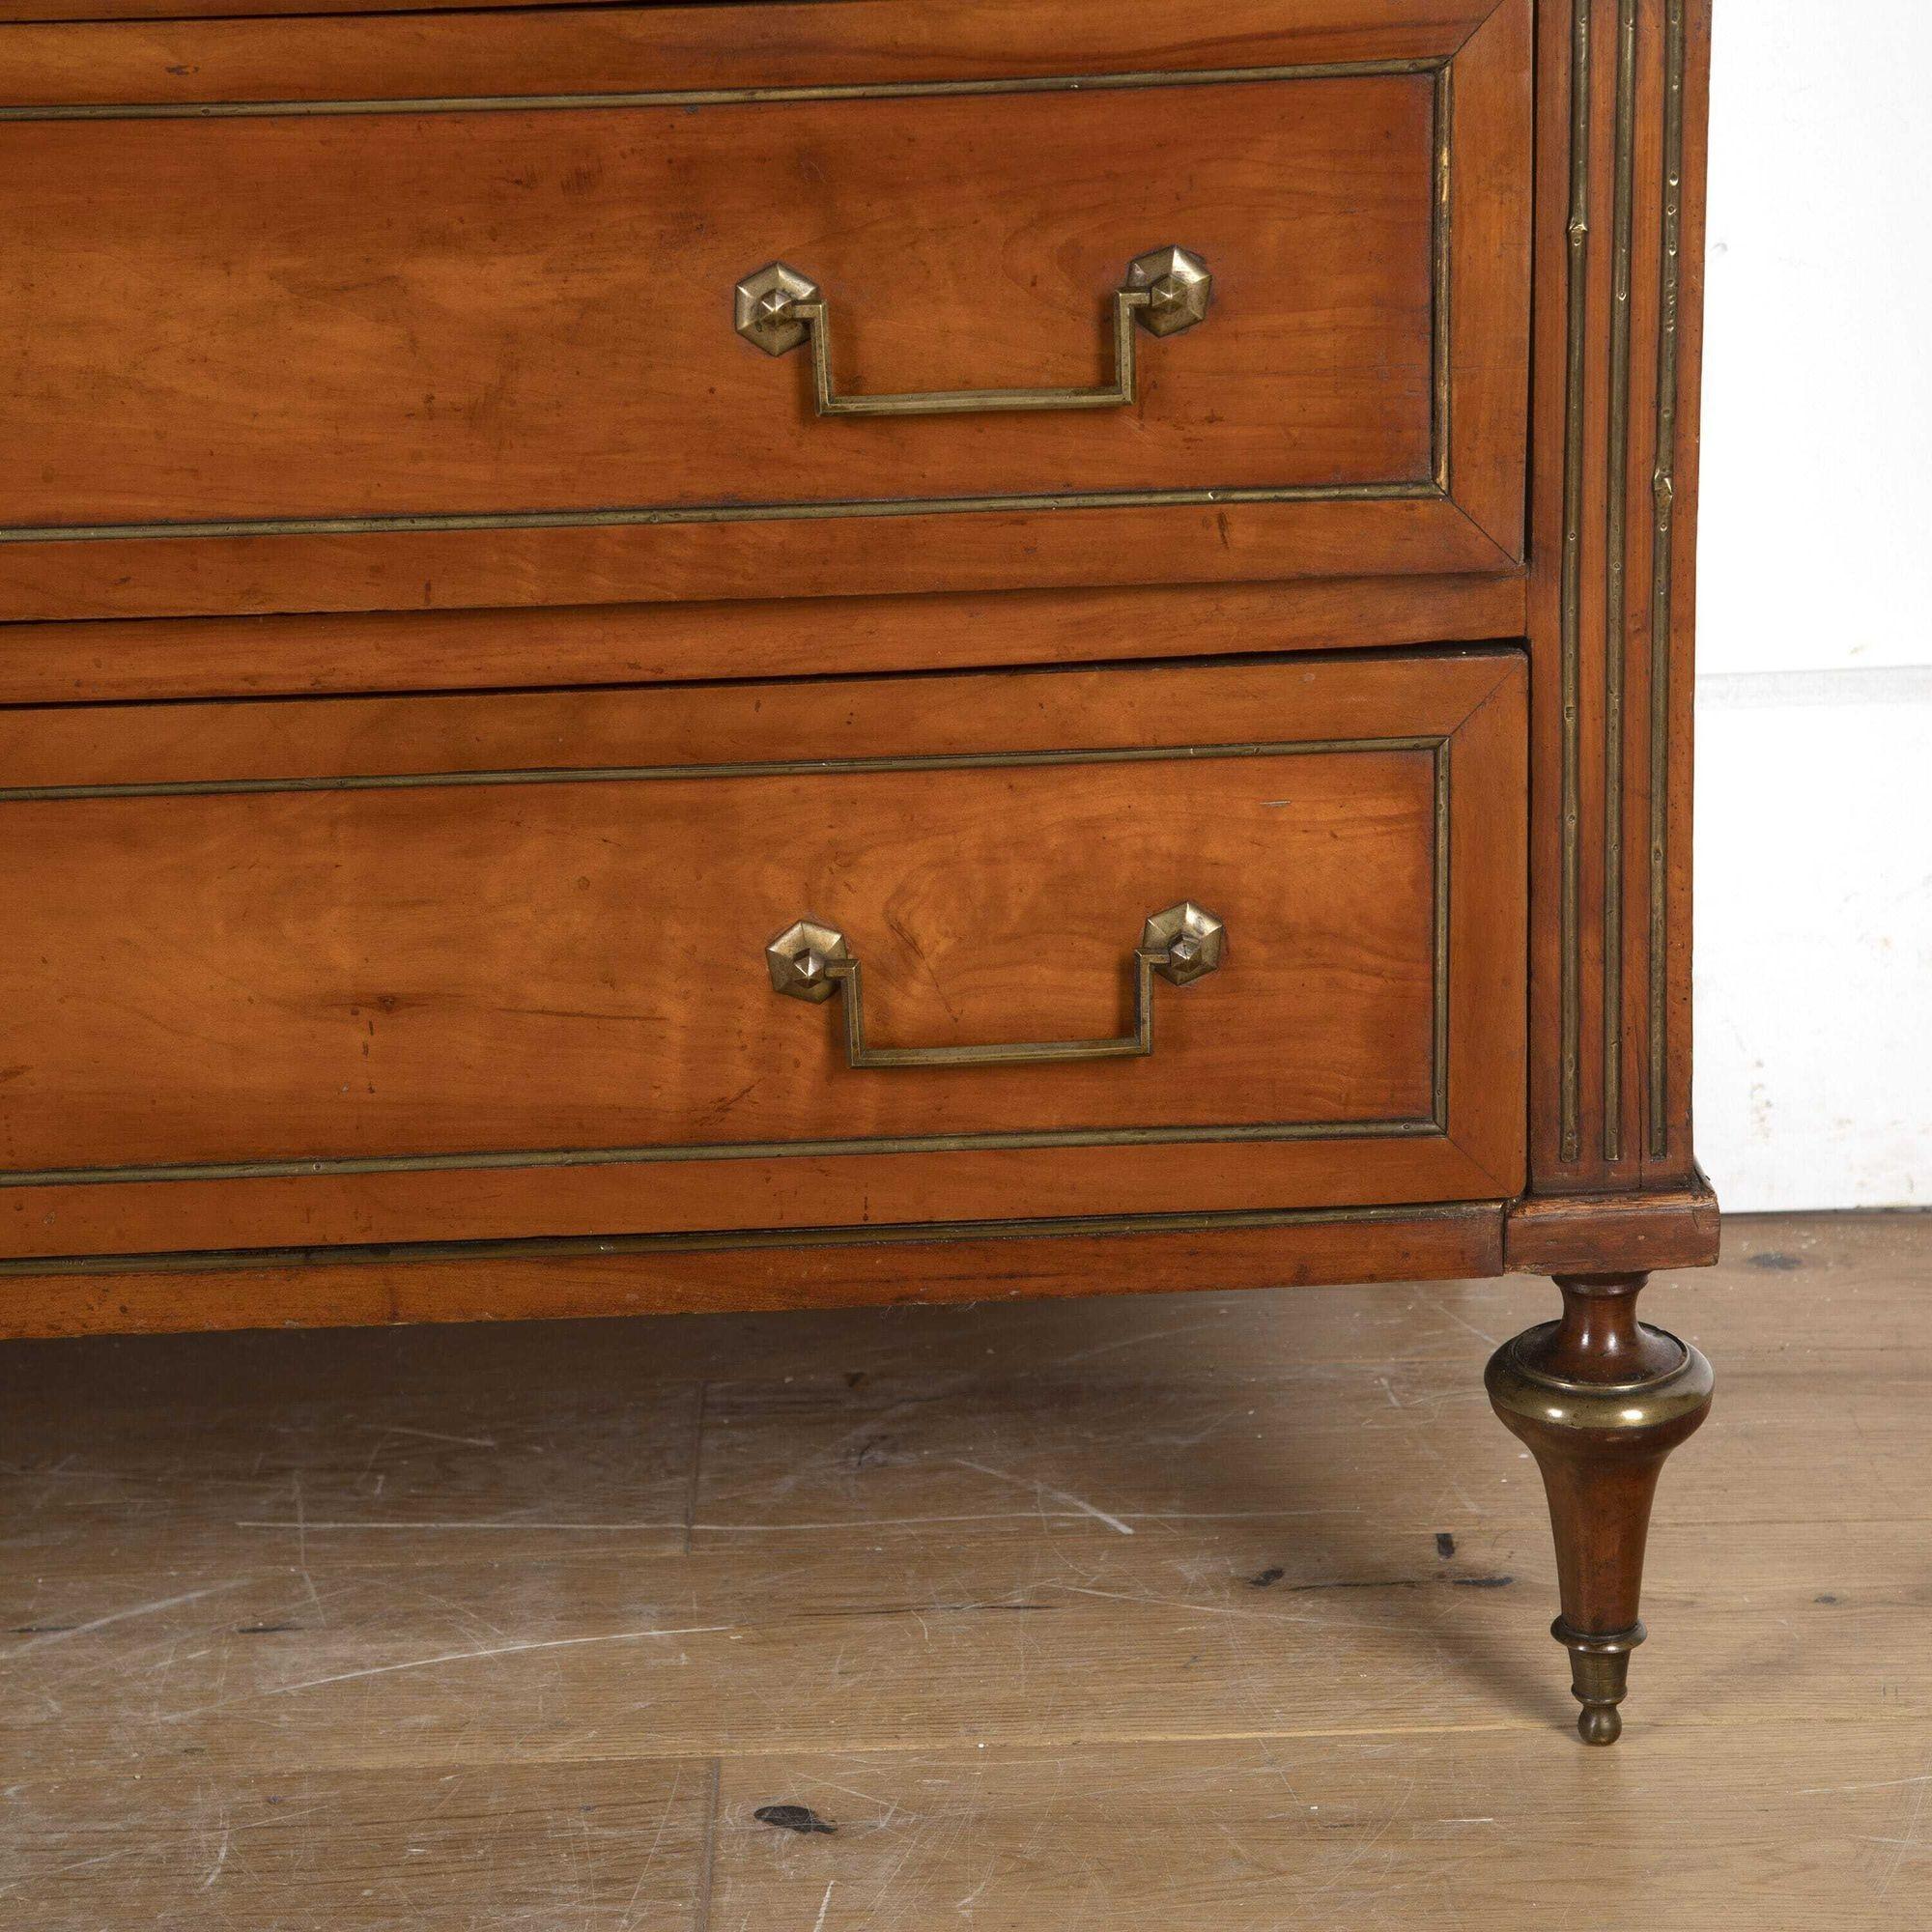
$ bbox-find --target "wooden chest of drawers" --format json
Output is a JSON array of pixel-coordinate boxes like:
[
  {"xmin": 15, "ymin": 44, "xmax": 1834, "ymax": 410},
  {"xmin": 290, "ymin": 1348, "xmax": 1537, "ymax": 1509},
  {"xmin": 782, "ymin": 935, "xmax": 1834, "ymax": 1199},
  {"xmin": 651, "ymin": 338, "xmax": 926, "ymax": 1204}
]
[{"xmin": 0, "ymin": 0, "xmax": 1719, "ymax": 1746}]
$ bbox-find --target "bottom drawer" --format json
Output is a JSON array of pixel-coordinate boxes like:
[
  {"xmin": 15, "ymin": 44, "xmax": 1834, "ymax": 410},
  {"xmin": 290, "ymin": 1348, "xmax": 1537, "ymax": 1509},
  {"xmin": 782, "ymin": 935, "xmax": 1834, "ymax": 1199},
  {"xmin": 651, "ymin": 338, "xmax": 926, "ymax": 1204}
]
[{"xmin": 0, "ymin": 652, "xmax": 1525, "ymax": 1262}]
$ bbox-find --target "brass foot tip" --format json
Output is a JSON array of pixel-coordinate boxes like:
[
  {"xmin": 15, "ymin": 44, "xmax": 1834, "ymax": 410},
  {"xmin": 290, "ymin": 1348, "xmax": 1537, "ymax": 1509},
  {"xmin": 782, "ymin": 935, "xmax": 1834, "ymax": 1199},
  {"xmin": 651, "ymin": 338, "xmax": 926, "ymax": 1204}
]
[
  {"xmin": 1577, "ymin": 1703, "xmax": 1623, "ymax": 1747},
  {"xmin": 1553, "ymin": 1619, "xmax": 1642, "ymax": 1747}
]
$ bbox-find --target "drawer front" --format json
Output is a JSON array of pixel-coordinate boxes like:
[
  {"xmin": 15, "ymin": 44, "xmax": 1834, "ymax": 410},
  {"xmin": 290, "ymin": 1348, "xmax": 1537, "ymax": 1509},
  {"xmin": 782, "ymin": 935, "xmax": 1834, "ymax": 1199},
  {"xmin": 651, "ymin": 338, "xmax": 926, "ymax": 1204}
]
[
  {"xmin": 0, "ymin": 0, "xmax": 1530, "ymax": 620},
  {"xmin": 0, "ymin": 653, "xmax": 1525, "ymax": 1261}
]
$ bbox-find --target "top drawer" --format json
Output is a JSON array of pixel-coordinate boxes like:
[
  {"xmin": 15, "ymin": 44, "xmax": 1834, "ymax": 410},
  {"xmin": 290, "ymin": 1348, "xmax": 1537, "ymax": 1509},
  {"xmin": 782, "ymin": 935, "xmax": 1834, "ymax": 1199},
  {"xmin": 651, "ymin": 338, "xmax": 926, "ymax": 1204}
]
[{"xmin": 0, "ymin": 0, "xmax": 1531, "ymax": 622}]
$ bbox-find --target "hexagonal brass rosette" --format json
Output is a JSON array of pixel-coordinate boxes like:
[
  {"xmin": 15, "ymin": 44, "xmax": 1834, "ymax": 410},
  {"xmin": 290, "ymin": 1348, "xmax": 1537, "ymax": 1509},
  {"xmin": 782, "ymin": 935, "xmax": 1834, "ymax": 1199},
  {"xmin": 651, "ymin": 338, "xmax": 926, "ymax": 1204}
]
[
  {"xmin": 1126, "ymin": 245, "xmax": 1213, "ymax": 337},
  {"xmin": 765, "ymin": 919, "xmax": 849, "ymax": 1003},
  {"xmin": 733, "ymin": 262, "xmax": 821, "ymax": 357},
  {"xmin": 1142, "ymin": 901, "xmax": 1226, "ymax": 986}
]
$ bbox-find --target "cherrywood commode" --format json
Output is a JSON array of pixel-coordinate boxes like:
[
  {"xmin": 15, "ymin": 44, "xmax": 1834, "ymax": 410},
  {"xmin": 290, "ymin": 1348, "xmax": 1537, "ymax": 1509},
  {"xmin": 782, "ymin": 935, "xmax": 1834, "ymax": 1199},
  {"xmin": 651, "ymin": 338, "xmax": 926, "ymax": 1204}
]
[{"xmin": 0, "ymin": 0, "xmax": 1719, "ymax": 1747}]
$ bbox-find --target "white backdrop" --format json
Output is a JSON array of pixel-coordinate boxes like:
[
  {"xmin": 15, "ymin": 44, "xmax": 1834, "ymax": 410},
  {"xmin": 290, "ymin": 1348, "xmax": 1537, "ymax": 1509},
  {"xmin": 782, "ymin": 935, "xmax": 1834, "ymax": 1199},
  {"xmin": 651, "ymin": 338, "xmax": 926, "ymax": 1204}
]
[{"xmin": 1692, "ymin": 0, "xmax": 1932, "ymax": 1209}]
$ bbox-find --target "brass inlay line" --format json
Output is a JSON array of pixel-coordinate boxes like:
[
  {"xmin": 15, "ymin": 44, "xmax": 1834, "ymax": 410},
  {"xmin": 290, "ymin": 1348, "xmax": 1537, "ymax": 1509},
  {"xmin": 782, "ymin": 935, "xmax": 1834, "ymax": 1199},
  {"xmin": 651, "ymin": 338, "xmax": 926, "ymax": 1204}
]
[
  {"xmin": 1433, "ymin": 735, "xmax": 1454, "ymax": 1130},
  {"xmin": 0, "ymin": 1202, "xmax": 1500, "ymax": 1282},
  {"xmin": 1433, "ymin": 61, "xmax": 1456, "ymax": 494},
  {"xmin": 1557, "ymin": 0, "xmax": 1594, "ymax": 1164},
  {"xmin": 2, "ymin": 733, "xmax": 1454, "ymax": 1187},
  {"xmin": 1648, "ymin": 0, "xmax": 1687, "ymax": 1159},
  {"xmin": 0, "ymin": 734, "xmax": 1443, "ymax": 805},
  {"xmin": 0, "ymin": 483, "xmax": 1443, "ymax": 549},
  {"xmin": 0, "ymin": 55, "xmax": 1453, "ymax": 547},
  {"xmin": 1602, "ymin": 0, "xmax": 1639, "ymax": 1162},
  {"xmin": 0, "ymin": 59, "xmax": 1447, "ymax": 124},
  {"xmin": 0, "ymin": 1120, "xmax": 1443, "ymax": 1195}
]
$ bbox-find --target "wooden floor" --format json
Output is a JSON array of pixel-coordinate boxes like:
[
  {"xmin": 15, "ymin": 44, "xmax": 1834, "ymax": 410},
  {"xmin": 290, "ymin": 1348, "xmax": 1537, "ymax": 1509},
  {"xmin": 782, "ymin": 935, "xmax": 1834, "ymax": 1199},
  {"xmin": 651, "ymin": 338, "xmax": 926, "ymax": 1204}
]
[{"xmin": 1, "ymin": 1211, "xmax": 1925, "ymax": 1929}]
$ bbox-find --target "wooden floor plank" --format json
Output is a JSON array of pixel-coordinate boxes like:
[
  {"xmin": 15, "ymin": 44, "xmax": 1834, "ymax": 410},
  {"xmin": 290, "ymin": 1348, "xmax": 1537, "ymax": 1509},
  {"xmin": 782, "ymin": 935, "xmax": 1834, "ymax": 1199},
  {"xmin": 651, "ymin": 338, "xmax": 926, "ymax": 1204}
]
[
  {"xmin": 0, "ymin": 1519, "xmax": 1918, "ymax": 1782},
  {"xmin": 687, "ymin": 1341, "xmax": 1925, "ymax": 1535},
  {"xmin": 707, "ymin": 1727, "xmax": 1932, "ymax": 1932},
  {"xmin": 1, "ymin": 1759, "xmax": 716, "ymax": 1932}
]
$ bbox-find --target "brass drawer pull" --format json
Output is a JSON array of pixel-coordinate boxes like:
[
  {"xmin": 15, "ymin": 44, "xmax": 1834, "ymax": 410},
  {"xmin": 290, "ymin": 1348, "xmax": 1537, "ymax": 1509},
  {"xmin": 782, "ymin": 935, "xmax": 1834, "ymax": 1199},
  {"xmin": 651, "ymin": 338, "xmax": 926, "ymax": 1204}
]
[
  {"xmin": 765, "ymin": 902, "xmax": 1225, "ymax": 1068},
  {"xmin": 733, "ymin": 247, "xmax": 1212, "ymax": 418}
]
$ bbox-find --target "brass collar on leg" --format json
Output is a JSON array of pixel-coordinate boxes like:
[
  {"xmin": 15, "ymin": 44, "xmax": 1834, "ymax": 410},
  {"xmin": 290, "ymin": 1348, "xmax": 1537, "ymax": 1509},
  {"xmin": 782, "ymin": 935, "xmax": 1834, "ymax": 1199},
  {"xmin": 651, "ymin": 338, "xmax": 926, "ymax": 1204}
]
[{"xmin": 1485, "ymin": 1323, "xmax": 1715, "ymax": 1434}]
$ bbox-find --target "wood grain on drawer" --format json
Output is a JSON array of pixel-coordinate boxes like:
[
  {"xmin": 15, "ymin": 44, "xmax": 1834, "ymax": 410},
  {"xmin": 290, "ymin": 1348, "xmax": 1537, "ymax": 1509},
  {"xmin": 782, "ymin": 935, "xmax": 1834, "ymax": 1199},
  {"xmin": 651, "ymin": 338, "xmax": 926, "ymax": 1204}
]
[
  {"xmin": 0, "ymin": 0, "xmax": 1530, "ymax": 620},
  {"xmin": 0, "ymin": 653, "xmax": 1526, "ymax": 1260}
]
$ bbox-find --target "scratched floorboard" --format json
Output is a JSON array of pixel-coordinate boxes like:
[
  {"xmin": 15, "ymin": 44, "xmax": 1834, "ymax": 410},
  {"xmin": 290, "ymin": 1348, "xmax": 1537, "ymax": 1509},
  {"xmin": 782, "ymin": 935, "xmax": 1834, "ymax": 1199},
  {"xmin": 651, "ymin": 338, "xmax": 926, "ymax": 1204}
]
[
  {"xmin": 0, "ymin": 1212, "xmax": 1925, "ymax": 1927},
  {"xmin": 707, "ymin": 1729, "xmax": 1932, "ymax": 1932}
]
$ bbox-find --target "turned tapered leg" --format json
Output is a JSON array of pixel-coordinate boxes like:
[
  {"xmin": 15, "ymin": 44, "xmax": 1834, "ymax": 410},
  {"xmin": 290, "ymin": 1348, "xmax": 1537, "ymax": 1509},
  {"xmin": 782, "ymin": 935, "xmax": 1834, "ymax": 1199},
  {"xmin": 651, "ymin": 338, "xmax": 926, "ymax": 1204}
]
[{"xmin": 1485, "ymin": 1272, "xmax": 1714, "ymax": 1746}]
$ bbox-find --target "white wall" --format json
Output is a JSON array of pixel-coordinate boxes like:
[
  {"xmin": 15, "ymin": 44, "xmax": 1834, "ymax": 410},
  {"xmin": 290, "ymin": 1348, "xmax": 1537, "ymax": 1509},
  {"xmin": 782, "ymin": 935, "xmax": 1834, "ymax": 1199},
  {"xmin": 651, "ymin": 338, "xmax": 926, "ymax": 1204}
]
[{"xmin": 1692, "ymin": 0, "xmax": 1932, "ymax": 1209}]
